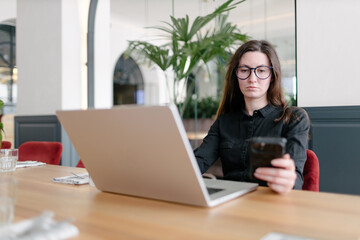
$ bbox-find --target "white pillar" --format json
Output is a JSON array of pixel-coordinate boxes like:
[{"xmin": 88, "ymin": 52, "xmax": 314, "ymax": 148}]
[
  {"xmin": 16, "ymin": 0, "xmax": 90, "ymax": 166},
  {"xmin": 16, "ymin": 0, "xmax": 88, "ymax": 115},
  {"xmin": 0, "ymin": 0, "xmax": 16, "ymax": 23},
  {"xmin": 94, "ymin": 0, "xmax": 112, "ymax": 109}
]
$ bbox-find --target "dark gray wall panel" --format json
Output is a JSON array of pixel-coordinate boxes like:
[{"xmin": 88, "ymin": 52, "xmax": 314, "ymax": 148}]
[
  {"xmin": 304, "ymin": 106, "xmax": 360, "ymax": 195},
  {"xmin": 14, "ymin": 115, "xmax": 61, "ymax": 148}
]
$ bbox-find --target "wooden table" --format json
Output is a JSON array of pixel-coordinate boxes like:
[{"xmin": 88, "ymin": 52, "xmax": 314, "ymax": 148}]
[
  {"xmin": 186, "ymin": 131, "xmax": 208, "ymax": 149},
  {"xmin": 11, "ymin": 165, "xmax": 360, "ymax": 240},
  {"xmin": 186, "ymin": 131, "xmax": 208, "ymax": 141}
]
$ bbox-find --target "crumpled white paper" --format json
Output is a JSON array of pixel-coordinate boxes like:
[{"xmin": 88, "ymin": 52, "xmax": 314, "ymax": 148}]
[
  {"xmin": 16, "ymin": 161, "xmax": 46, "ymax": 169},
  {"xmin": 0, "ymin": 211, "xmax": 79, "ymax": 240},
  {"xmin": 52, "ymin": 173, "xmax": 89, "ymax": 185}
]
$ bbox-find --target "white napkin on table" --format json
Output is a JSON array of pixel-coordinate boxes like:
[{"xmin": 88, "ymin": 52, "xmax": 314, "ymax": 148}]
[
  {"xmin": 16, "ymin": 161, "xmax": 46, "ymax": 168},
  {"xmin": 0, "ymin": 211, "xmax": 79, "ymax": 240},
  {"xmin": 52, "ymin": 173, "xmax": 89, "ymax": 185}
]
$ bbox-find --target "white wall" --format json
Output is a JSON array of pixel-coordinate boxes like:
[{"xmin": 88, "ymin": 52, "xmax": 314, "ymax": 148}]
[
  {"xmin": 16, "ymin": 0, "xmax": 86, "ymax": 115},
  {"xmin": 16, "ymin": 0, "xmax": 112, "ymax": 115},
  {"xmin": 110, "ymin": 1, "xmax": 171, "ymax": 105},
  {"xmin": 94, "ymin": 0, "xmax": 112, "ymax": 109},
  {"xmin": 17, "ymin": 0, "xmax": 63, "ymax": 115},
  {"xmin": 61, "ymin": 0, "xmax": 85, "ymax": 111},
  {"xmin": 297, "ymin": 0, "xmax": 360, "ymax": 107},
  {"xmin": 0, "ymin": 0, "xmax": 16, "ymax": 23}
]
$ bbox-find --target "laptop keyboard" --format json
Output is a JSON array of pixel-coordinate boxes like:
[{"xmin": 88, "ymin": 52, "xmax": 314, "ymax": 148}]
[{"xmin": 207, "ymin": 187, "xmax": 224, "ymax": 195}]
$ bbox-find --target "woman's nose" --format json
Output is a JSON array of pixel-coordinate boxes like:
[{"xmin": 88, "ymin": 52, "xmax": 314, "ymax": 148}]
[{"xmin": 248, "ymin": 70, "xmax": 257, "ymax": 82}]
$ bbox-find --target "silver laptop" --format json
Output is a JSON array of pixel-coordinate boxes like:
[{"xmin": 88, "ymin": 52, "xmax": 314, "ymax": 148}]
[{"xmin": 56, "ymin": 104, "xmax": 258, "ymax": 207}]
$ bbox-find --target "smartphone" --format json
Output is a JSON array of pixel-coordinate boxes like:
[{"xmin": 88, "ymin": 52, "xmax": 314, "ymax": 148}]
[{"xmin": 249, "ymin": 137, "xmax": 287, "ymax": 180}]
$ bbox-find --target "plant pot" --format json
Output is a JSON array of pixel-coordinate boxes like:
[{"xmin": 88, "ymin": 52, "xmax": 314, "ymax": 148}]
[{"xmin": 182, "ymin": 118, "xmax": 214, "ymax": 133}]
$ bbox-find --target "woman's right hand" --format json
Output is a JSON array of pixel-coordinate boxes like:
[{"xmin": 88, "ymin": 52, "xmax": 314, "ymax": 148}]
[{"xmin": 254, "ymin": 154, "xmax": 297, "ymax": 194}]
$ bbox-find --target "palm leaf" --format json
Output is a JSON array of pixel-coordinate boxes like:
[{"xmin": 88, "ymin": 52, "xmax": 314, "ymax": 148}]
[
  {"xmin": 125, "ymin": 41, "xmax": 171, "ymax": 71},
  {"xmin": 126, "ymin": 0, "xmax": 249, "ymax": 116}
]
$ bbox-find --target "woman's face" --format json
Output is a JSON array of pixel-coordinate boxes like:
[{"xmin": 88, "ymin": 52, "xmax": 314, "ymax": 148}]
[{"xmin": 237, "ymin": 51, "xmax": 272, "ymax": 104}]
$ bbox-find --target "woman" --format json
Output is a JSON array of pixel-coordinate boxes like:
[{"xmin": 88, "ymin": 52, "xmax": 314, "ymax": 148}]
[{"xmin": 195, "ymin": 40, "xmax": 310, "ymax": 194}]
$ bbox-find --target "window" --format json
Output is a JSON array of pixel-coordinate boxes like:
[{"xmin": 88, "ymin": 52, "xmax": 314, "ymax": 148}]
[{"xmin": 0, "ymin": 24, "xmax": 16, "ymax": 113}]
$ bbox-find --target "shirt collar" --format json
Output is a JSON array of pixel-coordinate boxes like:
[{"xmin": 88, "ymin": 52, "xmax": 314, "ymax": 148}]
[
  {"xmin": 241, "ymin": 104, "xmax": 277, "ymax": 118},
  {"xmin": 258, "ymin": 104, "xmax": 277, "ymax": 117}
]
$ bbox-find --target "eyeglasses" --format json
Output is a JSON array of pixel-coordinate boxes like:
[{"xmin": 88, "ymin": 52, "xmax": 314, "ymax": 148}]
[{"xmin": 235, "ymin": 66, "xmax": 273, "ymax": 80}]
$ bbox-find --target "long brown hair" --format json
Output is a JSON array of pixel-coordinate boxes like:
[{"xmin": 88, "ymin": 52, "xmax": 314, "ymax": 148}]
[{"xmin": 216, "ymin": 40, "xmax": 292, "ymax": 122}]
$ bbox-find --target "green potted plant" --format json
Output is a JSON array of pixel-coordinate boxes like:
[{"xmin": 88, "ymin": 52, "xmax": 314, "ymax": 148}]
[
  {"xmin": 181, "ymin": 96, "xmax": 220, "ymax": 134},
  {"xmin": 0, "ymin": 99, "xmax": 18, "ymax": 173},
  {"xmin": 182, "ymin": 96, "xmax": 220, "ymax": 119},
  {"xmin": 125, "ymin": 0, "xmax": 249, "ymax": 117}
]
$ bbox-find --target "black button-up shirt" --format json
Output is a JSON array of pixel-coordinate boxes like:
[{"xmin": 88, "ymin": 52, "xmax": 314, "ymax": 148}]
[{"xmin": 194, "ymin": 104, "xmax": 310, "ymax": 189}]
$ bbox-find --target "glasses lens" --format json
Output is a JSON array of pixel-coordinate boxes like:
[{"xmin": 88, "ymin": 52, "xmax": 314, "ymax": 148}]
[
  {"xmin": 236, "ymin": 67, "xmax": 251, "ymax": 80},
  {"xmin": 255, "ymin": 67, "xmax": 271, "ymax": 79}
]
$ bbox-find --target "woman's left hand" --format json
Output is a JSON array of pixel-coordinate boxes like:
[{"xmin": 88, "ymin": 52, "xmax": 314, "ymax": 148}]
[{"xmin": 253, "ymin": 153, "xmax": 296, "ymax": 194}]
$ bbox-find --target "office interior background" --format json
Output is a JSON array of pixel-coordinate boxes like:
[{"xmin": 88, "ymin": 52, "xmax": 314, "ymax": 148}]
[{"xmin": 0, "ymin": 0, "xmax": 360, "ymax": 195}]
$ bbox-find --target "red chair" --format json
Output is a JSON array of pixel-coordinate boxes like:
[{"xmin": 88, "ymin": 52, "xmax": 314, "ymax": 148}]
[
  {"xmin": 18, "ymin": 141, "xmax": 63, "ymax": 165},
  {"xmin": 0, "ymin": 141, "xmax": 12, "ymax": 149},
  {"xmin": 76, "ymin": 160, "xmax": 85, "ymax": 168},
  {"xmin": 302, "ymin": 149, "xmax": 320, "ymax": 191}
]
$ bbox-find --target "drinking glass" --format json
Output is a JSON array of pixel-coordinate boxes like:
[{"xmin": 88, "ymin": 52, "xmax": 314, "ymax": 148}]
[
  {"xmin": 0, "ymin": 149, "xmax": 19, "ymax": 173},
  {"xmin": 0, "ymin": 173, "xmax": 17, "ymax": 226}
]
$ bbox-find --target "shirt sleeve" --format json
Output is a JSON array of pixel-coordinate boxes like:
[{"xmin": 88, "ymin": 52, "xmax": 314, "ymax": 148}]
[
  {"xmin": 284, "ymin": 107, "xmax": 311, "ymax": 189},
  {"xmin": 194, "ymin": 118, "xmax": 221, "ymax": 174}
]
